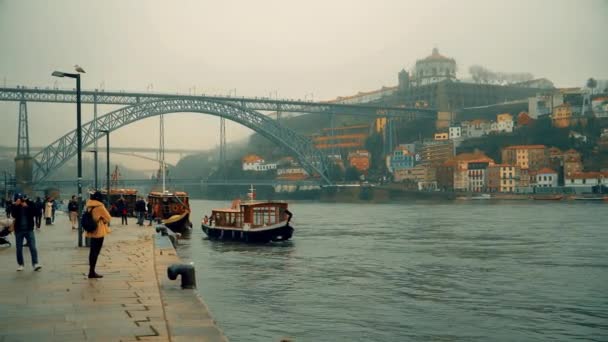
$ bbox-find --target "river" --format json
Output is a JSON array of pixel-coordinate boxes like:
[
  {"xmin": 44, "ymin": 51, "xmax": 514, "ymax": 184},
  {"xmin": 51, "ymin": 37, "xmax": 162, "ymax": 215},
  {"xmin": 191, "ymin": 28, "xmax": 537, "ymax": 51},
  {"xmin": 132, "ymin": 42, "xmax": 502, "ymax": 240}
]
[{"xmin": 175, "ymin": 200, "xmax": 608, "ymax": 342}]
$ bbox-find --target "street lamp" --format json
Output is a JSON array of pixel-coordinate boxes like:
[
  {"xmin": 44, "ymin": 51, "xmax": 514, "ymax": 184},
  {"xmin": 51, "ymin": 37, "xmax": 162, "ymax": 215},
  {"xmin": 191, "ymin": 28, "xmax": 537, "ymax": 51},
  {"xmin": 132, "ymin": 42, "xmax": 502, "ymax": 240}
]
[
  {"xmin": 52, "ymin": 66, "xmax": 85, "ymax": 247},
  {"xmin": 98, "ymin": 129, "xmax": 111, "ymax": 210}
]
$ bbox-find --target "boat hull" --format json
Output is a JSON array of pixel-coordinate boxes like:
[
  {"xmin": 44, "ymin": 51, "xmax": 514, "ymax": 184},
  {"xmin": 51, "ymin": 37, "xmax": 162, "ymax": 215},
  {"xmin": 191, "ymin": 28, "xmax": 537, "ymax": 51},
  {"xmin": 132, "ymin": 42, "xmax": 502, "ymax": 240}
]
[
  {"xmin": 201, "ymin": 224, "xmax": 294, "ymax": 243},
  {"xmin": 163, "ymin": 212, "xmax": 192, "ymax": 234}
]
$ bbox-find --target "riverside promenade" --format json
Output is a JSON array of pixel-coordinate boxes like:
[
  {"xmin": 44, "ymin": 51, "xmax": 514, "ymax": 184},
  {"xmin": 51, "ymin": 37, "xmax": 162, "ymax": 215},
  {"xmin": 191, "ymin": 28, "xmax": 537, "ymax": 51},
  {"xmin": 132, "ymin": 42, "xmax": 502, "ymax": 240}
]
[{"xmin": 0, "ymin": 212, "xmax": 227, "ymax": 342}]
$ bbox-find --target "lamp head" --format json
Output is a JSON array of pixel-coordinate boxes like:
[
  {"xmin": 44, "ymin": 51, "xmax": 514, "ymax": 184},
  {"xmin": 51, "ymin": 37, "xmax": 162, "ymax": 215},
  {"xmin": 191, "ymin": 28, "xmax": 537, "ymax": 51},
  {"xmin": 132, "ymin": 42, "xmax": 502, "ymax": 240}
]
[{"xmin": 52, "ymin": 71, "xmax": 65, "ymax": 78}]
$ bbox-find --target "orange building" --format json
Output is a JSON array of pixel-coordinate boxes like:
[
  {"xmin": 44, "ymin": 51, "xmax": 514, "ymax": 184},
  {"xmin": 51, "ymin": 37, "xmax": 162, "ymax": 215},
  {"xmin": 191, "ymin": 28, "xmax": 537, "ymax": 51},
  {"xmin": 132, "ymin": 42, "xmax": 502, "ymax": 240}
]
[
  {"xmin": 347, "ymin": 150, "xmax": 371, "ymax": 172},
  {"xmin": 517, "ymin": 112, "xmax": 534, "ymax": 127},
  {"xmin": 563, "ymin": 149, "xmax": 583, "ymax": 178},
  {"xmin": 501, "ymin": 145, "xmax": 548, "ymax": 171},
  {"xmin": 313, "ymin": 125, "xmax": 370, "ymax": 151},
  {"xmin": 441, "ymin": 152, "xmax": 495, "ymax": 191},
  {"xmin": 552, "ymin": 103, "xmax": 572, "ymax": 128}
]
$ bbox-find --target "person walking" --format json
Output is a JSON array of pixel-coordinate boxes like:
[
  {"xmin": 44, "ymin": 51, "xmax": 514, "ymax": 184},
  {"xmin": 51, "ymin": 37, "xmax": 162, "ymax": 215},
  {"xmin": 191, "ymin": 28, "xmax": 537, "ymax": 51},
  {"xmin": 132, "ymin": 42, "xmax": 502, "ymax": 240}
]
[
  {"xmin": 51, "ymin": 198, "xmax": 57, "ymax": 223},
  {"xmin": 68, "ymin": 195, "xmax": 79, "ymax": 230},
  {"xmin": 146, "ymin": 201, "xmax": 154, "ymax": 226},
  {"xmin": 34, "ymin": 197, "xmax": 43, "ymax": 230},
  {"xmin": 135, "ymin": 197, "xmax": 146, "ymax": 226},
  {"xmin": 85, "ymin": 191, "xmax": 112, "ymax": 279},
  {"xmin": 117, "ymin": 197, "xmax": 128, "ymax": 225},
  {"xmin": 11, "ymin": 193, "xmax": 42, "ymax": 271},
  {"xmin": 4, "ymin": 199, "xmax": 11, "ymax": 218},
  {"xmin": 44, "ymin": 198, "xmax": 53, "ymax": 225}
]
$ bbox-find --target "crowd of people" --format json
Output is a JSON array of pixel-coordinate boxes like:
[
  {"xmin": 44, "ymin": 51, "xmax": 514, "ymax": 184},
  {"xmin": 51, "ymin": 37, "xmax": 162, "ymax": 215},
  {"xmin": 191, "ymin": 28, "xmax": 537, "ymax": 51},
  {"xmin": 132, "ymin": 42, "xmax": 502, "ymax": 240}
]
[{"xmin": 1, "ymin": 192, "xmax": 158, "ymax": 278}]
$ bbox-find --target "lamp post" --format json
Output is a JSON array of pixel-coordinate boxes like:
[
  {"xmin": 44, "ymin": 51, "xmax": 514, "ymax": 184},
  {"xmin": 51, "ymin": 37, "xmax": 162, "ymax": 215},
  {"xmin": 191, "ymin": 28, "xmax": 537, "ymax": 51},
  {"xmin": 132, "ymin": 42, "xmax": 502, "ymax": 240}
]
[
  {"xmin": 52, "ymin": 67, "xmax": 85, "ymax": 247},
  {"xmin": 87, "ymin": 150, "xmax": 99, "ymax": 189},
  {"xmin": 98, "ymin": 130, "xmax": 111, "ymax": 210}
]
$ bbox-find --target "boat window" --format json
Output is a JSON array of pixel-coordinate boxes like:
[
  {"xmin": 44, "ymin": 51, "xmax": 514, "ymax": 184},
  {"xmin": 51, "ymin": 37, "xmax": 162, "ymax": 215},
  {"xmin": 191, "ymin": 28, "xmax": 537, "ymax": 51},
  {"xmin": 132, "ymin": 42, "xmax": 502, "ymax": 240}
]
[{"xmin": 253, "ymin": 206, "xmax": 277, "ymax": 226}]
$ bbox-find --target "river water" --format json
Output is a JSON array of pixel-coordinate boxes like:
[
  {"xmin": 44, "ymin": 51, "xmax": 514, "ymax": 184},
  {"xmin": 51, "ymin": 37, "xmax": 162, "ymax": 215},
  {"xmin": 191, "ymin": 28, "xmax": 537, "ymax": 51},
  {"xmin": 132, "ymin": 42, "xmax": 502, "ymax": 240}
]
[{"xmin": 176, "ymin": 200, "xmax": 608, "ymax": 342}]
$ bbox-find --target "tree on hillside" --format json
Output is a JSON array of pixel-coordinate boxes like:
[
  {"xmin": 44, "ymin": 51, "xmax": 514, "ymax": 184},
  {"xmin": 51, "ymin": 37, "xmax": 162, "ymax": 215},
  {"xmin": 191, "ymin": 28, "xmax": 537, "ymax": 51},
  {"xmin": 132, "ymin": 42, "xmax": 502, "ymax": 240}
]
[{"xmin": 364, "ymin": 133, "xmax": 387, "ymax": 177}]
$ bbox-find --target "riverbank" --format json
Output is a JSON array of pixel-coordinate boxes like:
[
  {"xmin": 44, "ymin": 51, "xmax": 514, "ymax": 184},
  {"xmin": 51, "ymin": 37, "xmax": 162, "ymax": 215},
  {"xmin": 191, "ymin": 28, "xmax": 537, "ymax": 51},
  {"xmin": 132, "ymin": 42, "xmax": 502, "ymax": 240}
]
[{"xmin": 0, "ymin": 213, "xmax": 226, "ymax": 341}]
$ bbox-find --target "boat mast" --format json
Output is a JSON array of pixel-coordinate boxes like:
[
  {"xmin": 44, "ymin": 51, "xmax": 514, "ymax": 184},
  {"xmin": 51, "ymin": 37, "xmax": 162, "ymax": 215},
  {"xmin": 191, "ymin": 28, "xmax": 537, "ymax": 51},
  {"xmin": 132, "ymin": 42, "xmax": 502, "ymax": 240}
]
[
  {"xmin": 160, "ymin": 113, "xmax": 166, "ymax": 193},
  {"xmin": 248, "ymin": 184, "xmax": 255, "ymax": 202}
]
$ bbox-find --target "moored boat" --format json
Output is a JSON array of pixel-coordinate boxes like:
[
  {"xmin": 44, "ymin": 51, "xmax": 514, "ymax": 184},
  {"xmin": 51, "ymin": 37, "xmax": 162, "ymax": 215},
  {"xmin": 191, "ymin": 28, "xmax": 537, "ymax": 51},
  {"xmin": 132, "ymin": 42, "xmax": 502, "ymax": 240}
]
[
  {"xmin": 573, "ymin": 196, "xmax": 607, "ymax": 202},
  {"xmin": 471, "ymin": 194, "xmax": 492, "ymax": 200},
  {"xmin": 532, "ymin": 194, "xmax": 563, "ymax": 201},
  {"xmin": 148, "ymin": 191, "xmax": 192, "ymax": 234},
  {"xmin": 201, "ymin": 186, "xmax": 293, "ymax": 243}
]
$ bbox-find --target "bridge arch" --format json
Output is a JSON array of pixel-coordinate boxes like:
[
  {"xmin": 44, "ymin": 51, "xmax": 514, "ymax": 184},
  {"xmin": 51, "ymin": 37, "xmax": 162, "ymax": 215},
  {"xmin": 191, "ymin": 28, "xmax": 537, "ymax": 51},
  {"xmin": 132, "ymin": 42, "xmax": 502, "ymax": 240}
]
[{"xmin": 32, "ymin": 98, "xmax": 331, "ymax": 184}]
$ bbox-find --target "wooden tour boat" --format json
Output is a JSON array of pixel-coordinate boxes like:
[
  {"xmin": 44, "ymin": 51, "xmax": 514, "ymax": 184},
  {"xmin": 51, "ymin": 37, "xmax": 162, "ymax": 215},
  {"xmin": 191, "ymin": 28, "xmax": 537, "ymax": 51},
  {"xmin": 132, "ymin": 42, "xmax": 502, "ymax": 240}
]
[
  {"xmin": 201, "ymin": 186, "xmax": 293, "ymax": 243},
  {"xmin": 147, "ymin": 114, "xmax": 192, "ymax": 234},
  {"xmin": 148, "ymin": 191, "xmax": 192, "ymax": 234}
]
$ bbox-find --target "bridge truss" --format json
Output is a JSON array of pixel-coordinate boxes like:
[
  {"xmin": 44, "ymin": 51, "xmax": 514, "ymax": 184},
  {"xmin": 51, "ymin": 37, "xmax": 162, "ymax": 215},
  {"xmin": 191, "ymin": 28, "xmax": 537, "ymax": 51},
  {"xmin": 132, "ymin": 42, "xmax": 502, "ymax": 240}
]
[
  {"xmin": 0, "ymin": 86, "xmax": 436, "ymax": 117},
  {"xmin": 31, "ymin": 98, "xmax": 333, "ymax": 184}
]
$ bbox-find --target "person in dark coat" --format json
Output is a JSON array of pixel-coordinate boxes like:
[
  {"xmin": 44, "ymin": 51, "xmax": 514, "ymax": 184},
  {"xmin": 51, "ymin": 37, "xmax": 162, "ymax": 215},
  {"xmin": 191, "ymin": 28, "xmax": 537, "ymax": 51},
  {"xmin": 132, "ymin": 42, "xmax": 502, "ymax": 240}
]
[
  {"xmin": 146, "ymin": 201, "xmax": 153, "ymax": 226},
  {"xmin": 11, "ymin": 193, "xmax": 42, "ymax": 271},
  {"xmin": 135, "ymin": 197, "xmax": 146, "ymax": 226},
  {"xmin": 117, "ymin": 197, "xmax": 128, "ymax": 225},
  {"xmin": 34, "ymin": 197, "xmax": 44, "ymax": 229},
  {"xmin": 68, "ymin": 195, "xmax": 79, "ymax": 230}
]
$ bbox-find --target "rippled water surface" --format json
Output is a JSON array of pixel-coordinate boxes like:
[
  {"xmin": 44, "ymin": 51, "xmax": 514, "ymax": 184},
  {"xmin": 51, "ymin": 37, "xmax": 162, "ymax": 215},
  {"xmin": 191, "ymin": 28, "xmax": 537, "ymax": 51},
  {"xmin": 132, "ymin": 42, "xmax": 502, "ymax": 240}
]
[{"xmin": 175, "ymin": 200, "xmax": 608, "ymax": 342}]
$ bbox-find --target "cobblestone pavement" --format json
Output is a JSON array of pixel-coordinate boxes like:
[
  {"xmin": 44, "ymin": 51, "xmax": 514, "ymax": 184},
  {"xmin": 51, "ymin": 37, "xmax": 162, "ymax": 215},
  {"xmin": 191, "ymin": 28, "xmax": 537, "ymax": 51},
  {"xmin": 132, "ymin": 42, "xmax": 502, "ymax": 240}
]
[{"xmin": 0, "ymin": 213, "xmax": 226, "ymax": 342}]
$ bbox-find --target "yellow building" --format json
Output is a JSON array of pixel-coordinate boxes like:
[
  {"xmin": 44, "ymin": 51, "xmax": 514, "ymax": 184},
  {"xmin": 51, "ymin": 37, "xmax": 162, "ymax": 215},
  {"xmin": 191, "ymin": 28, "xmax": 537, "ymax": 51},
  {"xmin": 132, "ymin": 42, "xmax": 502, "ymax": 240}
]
[
  {"xmin": 501, "ymin": 145, "xmax": 547, "ymax": 171},
  {"xmin": 434, "ymin": 132, "xmax": 449, "ymax": 140},
  {"xmin": 552, "ymin": 103, "xmax": 572, "ymax": 128}
]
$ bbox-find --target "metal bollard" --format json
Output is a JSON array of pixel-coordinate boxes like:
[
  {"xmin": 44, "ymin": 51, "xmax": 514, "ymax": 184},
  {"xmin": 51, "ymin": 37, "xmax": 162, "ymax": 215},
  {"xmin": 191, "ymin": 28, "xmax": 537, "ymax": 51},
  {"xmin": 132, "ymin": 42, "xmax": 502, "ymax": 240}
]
[
  {"xmin": 155, "ymin": 225, "xmax": 168, "ymax": 235},
  {"xmin": 167, "ymin": 264, "xmax": 196, "ymax": 289}
]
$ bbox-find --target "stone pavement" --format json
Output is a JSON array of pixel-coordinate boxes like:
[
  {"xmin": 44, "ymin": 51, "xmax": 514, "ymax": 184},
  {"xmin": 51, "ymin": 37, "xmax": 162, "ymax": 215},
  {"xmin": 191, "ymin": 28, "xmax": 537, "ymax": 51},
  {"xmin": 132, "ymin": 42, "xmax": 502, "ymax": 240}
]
[{"xmin": 0, "ymin": 212, "xmax": 227, "ymax": 342}]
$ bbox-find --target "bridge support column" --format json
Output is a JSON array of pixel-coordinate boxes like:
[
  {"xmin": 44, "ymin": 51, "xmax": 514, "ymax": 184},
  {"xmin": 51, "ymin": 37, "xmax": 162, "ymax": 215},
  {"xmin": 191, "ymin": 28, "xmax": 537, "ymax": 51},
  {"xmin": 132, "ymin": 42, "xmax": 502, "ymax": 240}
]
[
  {"xmin": 14, "ymin": 156, "xmax": 33, "ymax": 195},
  {"xmin": 15, "ymin": 100, "xmax": 33, "ymax": 195}
]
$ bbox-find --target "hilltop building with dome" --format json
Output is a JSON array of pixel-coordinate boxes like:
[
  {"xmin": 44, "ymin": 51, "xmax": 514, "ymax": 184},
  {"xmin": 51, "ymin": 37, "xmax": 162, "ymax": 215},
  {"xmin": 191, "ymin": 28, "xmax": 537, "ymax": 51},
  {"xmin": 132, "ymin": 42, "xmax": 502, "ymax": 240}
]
[{"xmin": 411, "ymin": 48, "xmax": 457, "ymax": 86}]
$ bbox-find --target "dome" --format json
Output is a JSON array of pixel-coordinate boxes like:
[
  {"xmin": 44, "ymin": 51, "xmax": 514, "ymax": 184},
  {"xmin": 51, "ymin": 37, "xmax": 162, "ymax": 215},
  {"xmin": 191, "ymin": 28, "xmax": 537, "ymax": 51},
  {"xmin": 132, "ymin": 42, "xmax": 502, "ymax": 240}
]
[{"xmin": 412, "ymin": 48, "xmax": 457, "ymax": 86}]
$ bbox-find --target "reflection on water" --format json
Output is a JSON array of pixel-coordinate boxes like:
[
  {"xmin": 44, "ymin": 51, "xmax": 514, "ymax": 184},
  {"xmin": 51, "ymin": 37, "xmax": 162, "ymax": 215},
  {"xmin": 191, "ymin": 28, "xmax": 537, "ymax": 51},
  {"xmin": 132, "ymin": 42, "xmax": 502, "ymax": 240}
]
[{"xmin": 175, "ymin": 200, "xmax": 608, "ymax": 342}]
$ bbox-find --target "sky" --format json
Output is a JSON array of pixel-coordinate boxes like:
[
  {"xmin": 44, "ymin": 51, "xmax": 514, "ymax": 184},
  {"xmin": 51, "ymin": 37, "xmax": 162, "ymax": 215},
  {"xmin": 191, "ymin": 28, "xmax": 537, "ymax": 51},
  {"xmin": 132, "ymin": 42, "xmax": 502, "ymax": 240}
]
[{"xmin": 1, "ymin": 0, "xmax": 607, "ymax": 170}]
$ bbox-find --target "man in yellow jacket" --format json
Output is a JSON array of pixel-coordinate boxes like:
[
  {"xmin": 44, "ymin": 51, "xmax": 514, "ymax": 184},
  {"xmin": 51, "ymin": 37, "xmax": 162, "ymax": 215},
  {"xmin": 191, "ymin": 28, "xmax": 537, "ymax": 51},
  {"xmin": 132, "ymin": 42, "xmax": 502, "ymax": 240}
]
[{"xmin": 85, "ymin": 191, "xmax": 112, "ymax": 278}]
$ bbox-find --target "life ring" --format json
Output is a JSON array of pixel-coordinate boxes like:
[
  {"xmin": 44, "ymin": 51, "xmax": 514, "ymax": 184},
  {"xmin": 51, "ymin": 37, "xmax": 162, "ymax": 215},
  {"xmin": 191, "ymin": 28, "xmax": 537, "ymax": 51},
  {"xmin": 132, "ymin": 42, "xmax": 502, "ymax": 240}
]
[{"xmin": 170, "ymin": 203, "xmax": 184, "ymax": 214}]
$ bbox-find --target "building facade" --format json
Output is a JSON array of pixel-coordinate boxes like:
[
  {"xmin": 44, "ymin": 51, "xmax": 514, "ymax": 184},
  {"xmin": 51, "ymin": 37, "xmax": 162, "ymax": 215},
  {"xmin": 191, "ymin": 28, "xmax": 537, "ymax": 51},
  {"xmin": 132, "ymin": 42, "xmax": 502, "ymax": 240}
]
[
  {"xmin": 412, "ymin": 48, "xmax": 457, "ymax": 87},
  {"xmin": 535, "ymin": 168, "xmax": 558, "ymax": 188},
  {"xmin": 501, "ymin": 145, "xmax": 548, "ymax": 171}
]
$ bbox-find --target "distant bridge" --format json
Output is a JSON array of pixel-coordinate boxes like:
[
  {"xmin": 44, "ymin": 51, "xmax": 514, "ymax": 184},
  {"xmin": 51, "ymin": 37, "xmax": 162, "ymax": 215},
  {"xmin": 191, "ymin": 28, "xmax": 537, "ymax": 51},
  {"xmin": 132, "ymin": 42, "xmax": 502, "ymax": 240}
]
[
  {"xmin": 0, "ymin": 145, "xmax": 203, "ymax": 154},
  {"xmin": 0, "ymin": 85, "xmax": 436, "ymax": 189},
  {"xmin": 0, "ymin": 86, "xmax": 436, "ymax": 117},
  {"xmin": 38, "ymin": 178, "xmax": 322, "ymax": 189}
]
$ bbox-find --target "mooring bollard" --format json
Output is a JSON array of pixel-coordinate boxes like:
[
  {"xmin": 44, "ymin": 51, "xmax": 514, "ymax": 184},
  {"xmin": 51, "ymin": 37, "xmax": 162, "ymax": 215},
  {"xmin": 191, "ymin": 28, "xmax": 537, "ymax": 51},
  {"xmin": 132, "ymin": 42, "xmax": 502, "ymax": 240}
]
[
  {"xmin": 155, "ymin": 224, "xmax": 168, "ymax": 235},
  {"xmin": 167, "ymin": 264, "xmax": 196, "ymax": 289}
]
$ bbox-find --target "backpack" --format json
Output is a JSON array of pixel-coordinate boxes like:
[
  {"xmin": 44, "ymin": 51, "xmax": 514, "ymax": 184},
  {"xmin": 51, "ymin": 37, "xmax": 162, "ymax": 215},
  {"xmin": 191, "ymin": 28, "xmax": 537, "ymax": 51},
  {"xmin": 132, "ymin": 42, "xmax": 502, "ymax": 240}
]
[{"xmin": 81, "ymin": 208, "xmax": 98, "ymax": 233}]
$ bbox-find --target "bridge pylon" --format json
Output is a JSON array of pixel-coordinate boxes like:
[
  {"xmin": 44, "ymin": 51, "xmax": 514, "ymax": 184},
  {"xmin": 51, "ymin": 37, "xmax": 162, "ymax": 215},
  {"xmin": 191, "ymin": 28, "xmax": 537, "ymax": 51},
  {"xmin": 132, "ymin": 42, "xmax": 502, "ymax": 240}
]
[{"xmin": 15, "ymin": 100, "xmax": 34, "ymax": 195}]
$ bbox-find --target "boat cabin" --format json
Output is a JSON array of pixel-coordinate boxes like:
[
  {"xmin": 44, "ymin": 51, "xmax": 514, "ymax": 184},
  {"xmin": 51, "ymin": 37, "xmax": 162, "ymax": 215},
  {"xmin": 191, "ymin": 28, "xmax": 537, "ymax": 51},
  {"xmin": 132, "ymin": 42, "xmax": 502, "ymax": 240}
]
[
  {"xmin": 93, "ymin": 189, "xmax": 138, "ymax": 216},
  {"xmin": 209, "ymin": 201, "xmax": 289, "ymax": 230},
  {"xmin": 148, "ymin": 191, "xmax": 190, "ymax": 219}
]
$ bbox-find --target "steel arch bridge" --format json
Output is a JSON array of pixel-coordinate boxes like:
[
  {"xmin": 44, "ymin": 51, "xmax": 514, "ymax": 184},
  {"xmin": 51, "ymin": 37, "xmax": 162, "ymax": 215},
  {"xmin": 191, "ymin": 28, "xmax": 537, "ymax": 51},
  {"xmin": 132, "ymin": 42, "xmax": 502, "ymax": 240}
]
[{"xmin": 32, "ymin": 98, "xmax": 332, "ymax": 185}]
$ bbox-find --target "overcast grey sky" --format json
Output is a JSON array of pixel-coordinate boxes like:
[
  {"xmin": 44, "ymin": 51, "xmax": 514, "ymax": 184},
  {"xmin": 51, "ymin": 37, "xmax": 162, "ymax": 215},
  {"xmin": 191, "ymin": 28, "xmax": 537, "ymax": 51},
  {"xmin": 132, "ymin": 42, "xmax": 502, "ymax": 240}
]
[{"xmin": 1, "ymin": 0, "xmax": 607, "ymax": 169}]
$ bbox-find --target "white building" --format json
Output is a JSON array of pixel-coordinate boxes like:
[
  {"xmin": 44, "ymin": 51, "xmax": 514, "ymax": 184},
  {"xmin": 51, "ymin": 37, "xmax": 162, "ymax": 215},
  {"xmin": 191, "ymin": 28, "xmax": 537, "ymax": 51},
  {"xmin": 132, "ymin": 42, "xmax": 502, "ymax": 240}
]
[
  {"xmin": 242, "ymin": 154, "xmax": 277, "ymax": 171},
  {"xmin": 528, "ymin": 94, "xmax": 563, "ymax": 119},
  {"xmin": 412, "ymin": 48, "xmax": 457, "ymax": 87},
  {"xmin": 449, "ymin": 126, "xmax": 461, "ymax": 139},
  {"xmin": 461, "ymin": 120, "xmax": 492, "ymax": 138},
  {"xmin": 535, "ymin": 168, "xmax": 558, "ymax": 188},
  {"xmin": 565, "ymin": 172, "xmax": 608, "ymax": 188}
]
